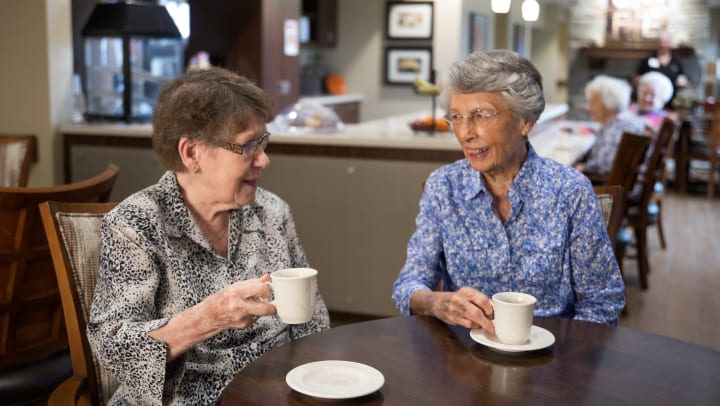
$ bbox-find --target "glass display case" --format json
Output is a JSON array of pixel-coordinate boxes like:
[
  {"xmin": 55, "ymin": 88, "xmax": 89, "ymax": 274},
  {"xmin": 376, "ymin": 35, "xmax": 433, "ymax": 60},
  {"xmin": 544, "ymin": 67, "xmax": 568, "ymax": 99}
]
[{"xmin": 82, "ymin": 3, "xmax": 183, "ymax": 122}]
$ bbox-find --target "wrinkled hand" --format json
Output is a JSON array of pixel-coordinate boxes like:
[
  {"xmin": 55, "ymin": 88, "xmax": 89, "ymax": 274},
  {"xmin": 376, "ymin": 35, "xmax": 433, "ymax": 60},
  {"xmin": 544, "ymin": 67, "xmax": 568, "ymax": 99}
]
[
  {"xmin": 426, "ymin": 287, "xmax": 495, "ymax": 332},
  {"xmin": 205, "ymin": 274, "xmax": 276, "ymax": 330}
]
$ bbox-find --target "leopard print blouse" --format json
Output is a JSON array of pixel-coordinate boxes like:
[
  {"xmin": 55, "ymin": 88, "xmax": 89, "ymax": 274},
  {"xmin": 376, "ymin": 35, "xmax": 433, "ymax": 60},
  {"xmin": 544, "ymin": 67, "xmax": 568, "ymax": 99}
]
[{"xmin": 87, "ymin": 171, "xmax": 330, "ymax": 405}]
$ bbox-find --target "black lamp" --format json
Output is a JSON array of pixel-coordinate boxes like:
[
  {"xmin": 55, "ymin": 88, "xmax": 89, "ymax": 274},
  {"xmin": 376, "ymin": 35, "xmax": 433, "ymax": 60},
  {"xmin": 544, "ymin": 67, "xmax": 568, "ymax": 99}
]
[{"xmin": 81, "ymin": 2, "xmax": 183, "ymax": 122}]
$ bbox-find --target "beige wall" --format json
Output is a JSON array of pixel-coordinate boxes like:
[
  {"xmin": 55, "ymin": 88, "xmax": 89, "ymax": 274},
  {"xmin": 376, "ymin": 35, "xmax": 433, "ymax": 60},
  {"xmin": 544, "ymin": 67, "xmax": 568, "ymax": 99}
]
[
  {"xmin": 318, "ymin": 0, "xmax": 562, "ymax": 120},
  {"xmin": 0, "ymin": 0, "xmax": 72, "ymax": 186}
]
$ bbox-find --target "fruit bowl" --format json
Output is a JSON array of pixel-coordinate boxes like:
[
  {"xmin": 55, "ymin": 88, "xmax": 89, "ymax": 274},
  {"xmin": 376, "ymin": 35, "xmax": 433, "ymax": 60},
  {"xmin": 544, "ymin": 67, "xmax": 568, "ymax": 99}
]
[{"xmin": 409, "ymin": 116, "xmax": 450, "ymax": 133}]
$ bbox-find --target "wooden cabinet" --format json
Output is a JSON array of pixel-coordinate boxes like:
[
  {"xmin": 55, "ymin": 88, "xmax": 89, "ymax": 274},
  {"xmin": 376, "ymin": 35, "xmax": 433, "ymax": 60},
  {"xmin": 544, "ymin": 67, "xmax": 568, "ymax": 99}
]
[
  {"xmin": 260, "ymin": 151, "xmax": 443, "ymax": 316},
  {"xmin": 301, "ymin": 0, "xmax": 337, "ymax": 47},
  {"xmin": 187, "ymin": 0, "xmax": 301, "ymax": 114}
]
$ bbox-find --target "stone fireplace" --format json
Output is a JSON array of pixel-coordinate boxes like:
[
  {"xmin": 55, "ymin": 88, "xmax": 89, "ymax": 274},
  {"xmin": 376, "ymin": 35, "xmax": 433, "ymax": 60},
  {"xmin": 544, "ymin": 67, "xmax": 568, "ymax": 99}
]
[{"xmin": 564, "ymin": 0, "xmax": 711, "ymax": 118}]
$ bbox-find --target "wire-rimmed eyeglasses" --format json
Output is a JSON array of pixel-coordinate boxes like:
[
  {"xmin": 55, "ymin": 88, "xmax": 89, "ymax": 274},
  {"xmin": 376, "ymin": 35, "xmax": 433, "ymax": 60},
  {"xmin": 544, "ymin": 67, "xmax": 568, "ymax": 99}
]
[
  {"xmin": 443, "ymin": 108, "xmax": 511, "ymax": 128},
  {"xmin": 218, "ymin": 131, "xmax": 270, "ymax": 156}
]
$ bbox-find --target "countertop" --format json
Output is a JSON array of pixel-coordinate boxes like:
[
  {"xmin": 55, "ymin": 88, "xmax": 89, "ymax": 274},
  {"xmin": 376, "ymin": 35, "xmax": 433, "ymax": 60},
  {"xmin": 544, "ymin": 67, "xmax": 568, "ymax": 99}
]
[
  {"xmin": 59, "ymin": 103, "xmax": 569, "ymax": 151},
  {"xmin": 299, "ymin": 93, "xmax": 364, "ymax": 105}
]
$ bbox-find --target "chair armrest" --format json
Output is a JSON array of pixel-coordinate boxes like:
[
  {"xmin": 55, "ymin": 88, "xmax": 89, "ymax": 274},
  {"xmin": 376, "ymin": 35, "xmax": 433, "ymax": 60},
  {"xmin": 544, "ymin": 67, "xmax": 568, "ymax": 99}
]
[{"xmin": 48, "ymin": 376, "xmax": 88, "ymax": 406}]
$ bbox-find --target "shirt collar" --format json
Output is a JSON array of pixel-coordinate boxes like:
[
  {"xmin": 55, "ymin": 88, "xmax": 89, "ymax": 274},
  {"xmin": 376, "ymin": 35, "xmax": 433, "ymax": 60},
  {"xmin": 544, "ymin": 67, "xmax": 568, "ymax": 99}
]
[{"xmin": 460, "ymin": 141, "xmax": 539, "ymax": 201}]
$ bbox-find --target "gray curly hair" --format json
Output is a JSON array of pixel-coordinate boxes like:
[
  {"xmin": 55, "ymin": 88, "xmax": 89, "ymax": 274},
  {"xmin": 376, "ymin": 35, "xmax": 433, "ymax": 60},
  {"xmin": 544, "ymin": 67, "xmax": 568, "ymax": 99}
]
[{"xmin": 438, "ymin": 50, "xmax": 545, "ymax": 122}]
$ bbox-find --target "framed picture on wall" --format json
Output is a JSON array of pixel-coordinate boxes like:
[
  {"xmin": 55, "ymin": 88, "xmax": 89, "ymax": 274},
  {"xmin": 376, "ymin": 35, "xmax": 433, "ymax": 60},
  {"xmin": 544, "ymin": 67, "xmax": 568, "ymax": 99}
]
[
  {"xmin": 386, "ymin": 1, "xmax": 434, "ymax": 40},
  {"xmin": 385, "ymin": 47, "xmax": 433, "ymax": 85},
  {"xmin": 468, "ymin": 13, "xmax": 492, "ymax": 53}
]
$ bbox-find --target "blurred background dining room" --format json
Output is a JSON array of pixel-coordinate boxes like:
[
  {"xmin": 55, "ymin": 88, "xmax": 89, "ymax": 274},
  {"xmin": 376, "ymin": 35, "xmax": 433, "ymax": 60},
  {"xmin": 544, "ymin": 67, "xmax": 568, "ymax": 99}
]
[{"xmin": 1, "ymin": 0, "xmax": 720, "ymax": 403}]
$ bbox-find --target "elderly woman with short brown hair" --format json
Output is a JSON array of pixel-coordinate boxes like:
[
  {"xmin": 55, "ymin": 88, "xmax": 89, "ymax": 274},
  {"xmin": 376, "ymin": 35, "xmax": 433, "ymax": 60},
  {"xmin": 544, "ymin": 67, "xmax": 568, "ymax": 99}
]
[{"xmin": 88, "ymin": 67, "xmax": 330, "ymax": 405}]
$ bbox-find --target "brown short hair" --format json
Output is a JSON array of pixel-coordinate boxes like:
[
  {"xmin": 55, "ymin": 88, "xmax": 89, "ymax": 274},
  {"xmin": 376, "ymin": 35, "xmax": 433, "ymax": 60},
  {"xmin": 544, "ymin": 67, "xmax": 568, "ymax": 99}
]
[{"xmin": 151, "ymin": 67, "xmax": 273, "ymax": 171}]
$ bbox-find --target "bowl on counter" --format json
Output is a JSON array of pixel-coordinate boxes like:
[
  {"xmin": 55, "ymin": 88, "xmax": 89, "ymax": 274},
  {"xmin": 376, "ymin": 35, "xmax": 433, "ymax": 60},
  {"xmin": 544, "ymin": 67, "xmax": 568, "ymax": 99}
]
[{"xmin": 409, "ymin": 116, "xmax": 450, "ymax": 133}]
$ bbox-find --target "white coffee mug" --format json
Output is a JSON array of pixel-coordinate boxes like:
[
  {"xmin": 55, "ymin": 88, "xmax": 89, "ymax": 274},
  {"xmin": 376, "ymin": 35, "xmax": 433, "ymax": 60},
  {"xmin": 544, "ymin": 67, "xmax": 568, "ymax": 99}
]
[
  {"xmin": 268, "ymin": 268, "xmax": 317, "ymax": 324},
  {"xmin": 491, "ymin": 292, "xmax": 537, "ymax": 345}
]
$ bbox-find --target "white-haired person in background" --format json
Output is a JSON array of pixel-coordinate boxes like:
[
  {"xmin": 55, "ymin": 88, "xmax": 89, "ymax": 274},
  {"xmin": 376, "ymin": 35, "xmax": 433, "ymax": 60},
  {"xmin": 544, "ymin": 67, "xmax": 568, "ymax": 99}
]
[
  {"xmin": 631, "ymin": 71, "xmax": 674, "ymax": 130},
  {"xmin": 574, "ymin": 75, "xmax": 646, "ymax": 177}
]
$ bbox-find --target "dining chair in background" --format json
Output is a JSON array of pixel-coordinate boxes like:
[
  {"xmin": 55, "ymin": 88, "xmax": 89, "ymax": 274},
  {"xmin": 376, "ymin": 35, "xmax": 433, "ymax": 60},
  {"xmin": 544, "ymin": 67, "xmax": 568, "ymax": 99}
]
[
  {"xmin": 40, "ymin": 201, "xmax": 119, "ymax": 406},
  {"xmin": 620, "ymin": 119, "xmax": 677, "ymax": 289},
  {"xmin": 0, "ymin": 134, "xmax": 36, "ymax": 187},
  {"xmin": 675, "ymin": 103, "xmax": 720, "ymax": 198},
  {"xmin": 0, "ymin": 164, "xmax": 119, "ymax": 406},
  {"xmin": 593, "ymin": 185, "xmax": 624, "ymax": 250},
  {"xmin": 590, "ymin": 132, "xmax": 652, "ymax": 277}
]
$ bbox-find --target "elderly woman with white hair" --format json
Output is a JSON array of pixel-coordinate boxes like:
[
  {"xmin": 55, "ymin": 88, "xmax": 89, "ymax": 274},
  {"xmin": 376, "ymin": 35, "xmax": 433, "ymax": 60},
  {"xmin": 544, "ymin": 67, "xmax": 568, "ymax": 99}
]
[
  {"xmin": 392, "ymin": 51, "xmax": 625, "ymax": 331},
  {"xmin": 631, "ymin": 71, "xmax": 674, "ymax": 130},
  {"xmin": 574, "ymin": 75, "xmax": 646, "ymax": 177}
]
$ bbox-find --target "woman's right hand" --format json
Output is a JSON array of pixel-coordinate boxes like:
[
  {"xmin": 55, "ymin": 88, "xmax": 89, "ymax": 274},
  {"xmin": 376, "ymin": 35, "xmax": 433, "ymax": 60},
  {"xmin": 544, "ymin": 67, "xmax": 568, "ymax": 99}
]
[
  {"xmin": 203, "ymin": 274, "xmax": 276, "ymax": 331},
  {"xmin": 148, "ymin": 274, "xmax": 277, "ymax": 361},
  {"xmin": 411, "ymin": 287, "xmax": 495, "ymax": 332}
]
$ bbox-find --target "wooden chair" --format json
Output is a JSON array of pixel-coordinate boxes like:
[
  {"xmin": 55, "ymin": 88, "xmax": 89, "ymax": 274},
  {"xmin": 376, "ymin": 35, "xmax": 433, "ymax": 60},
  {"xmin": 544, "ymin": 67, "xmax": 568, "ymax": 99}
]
[
  {"xmin": 40, "ymin": 201, "xmax": 119, "ymax": 406},
  {"xmin": 589, "ymin": 132, "xmax": 651, "ymax": 280},
  {"xmin": 676, "ymin": 103, "xmax": 720, "ymax": 198},
  {"xmin": 0, "ymin": 164, "xmax": 118, "ymax": 405},
  {"xmin": 0, "ymin": 134, "xmax": 36, "ymax": 187},
  {"xmin": 602, "ymin": 132, "xmax": 653, "ymax": 207},
  {"xmin": 593, "ymin": 185, "xmax": 624, "ymax": 250},
  {"xmin": 622, "ymin": 119, "xmax": 677, "ymax": 290},
  {"xmin": 593, "ymin": 184, "xmax": 626, "ymax": 314}
]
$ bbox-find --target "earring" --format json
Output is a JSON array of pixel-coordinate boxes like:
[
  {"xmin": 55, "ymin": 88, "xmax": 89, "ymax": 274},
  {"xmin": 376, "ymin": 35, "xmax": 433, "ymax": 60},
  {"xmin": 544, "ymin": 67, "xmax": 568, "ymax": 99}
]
[{"xmin": 193, "ymin": 164, "xmax": 200, "ymax": 174}]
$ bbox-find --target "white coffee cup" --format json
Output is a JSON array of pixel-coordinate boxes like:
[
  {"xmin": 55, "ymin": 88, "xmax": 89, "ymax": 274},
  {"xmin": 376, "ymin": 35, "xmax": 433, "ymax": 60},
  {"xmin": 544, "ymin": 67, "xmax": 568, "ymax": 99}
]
[
  {"xmin": 491, "ymin": 292, "xmax": 536, "ymax": 345},
  {"xmin": 268, "ymin": 268, "xmax": 317, "ymax": 324}
]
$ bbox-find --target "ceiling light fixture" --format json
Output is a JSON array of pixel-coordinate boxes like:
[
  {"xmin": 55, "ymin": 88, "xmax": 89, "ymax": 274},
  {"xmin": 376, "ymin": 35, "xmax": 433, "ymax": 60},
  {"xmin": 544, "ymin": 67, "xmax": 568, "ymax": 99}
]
[
  {"xmin": 492, "ymin": 0, "xmax": 511, "ymax": 14},
  {"xmin": 522, "ymin": 0, "xmax": 540, "ymax": 22}
]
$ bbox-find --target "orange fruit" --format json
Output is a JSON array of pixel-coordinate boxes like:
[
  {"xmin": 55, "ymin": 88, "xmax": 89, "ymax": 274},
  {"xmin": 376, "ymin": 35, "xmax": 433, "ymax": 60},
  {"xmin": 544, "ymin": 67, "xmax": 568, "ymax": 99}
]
[{"xmin": 435, "ymin": 119, "xmax": 449, "ymax": 131}]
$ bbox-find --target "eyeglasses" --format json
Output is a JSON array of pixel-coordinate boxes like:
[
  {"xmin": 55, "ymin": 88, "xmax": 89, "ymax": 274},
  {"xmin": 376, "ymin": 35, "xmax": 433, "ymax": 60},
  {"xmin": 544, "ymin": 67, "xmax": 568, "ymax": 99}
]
[
  {"xmin": 218, "ymin": 131, "xmax": 270, "ymax": 156},
  {"xmin": 443, "ymin": 108, "xmax": 511, "ymax": 128}
]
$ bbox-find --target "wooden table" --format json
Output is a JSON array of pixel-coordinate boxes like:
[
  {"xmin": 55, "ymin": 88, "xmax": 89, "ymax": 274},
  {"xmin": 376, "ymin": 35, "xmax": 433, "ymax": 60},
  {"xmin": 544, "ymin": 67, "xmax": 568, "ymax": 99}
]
[{"xmin": 219, "ymin": 316, "xmax": 720, "ymax": 405}]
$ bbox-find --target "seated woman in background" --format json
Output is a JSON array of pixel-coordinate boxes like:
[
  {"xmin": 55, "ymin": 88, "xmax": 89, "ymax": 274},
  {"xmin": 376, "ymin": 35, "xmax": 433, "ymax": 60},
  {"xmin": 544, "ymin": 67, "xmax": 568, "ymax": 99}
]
[
  {"xmin": 574, "ymin": 75, "xmax": 646, "ymax": 177},
  {"xmin": 392, "ymin": 50, "xmax": 625, "ymax": 332},
  {"xmin": 631, "ymin": 71, "xmax": 674, "ymax": 130},
  {"xmin": 88, "ymin": 67, "xmax": 330, "ymax": 405}
]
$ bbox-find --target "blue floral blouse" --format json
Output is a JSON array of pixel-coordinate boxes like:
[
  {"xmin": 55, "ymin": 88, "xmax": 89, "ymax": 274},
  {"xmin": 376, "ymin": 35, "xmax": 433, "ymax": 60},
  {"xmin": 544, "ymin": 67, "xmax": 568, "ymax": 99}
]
[{"xmin": 392, "ymin": 146, "xmax": 625, "ymax": 324}]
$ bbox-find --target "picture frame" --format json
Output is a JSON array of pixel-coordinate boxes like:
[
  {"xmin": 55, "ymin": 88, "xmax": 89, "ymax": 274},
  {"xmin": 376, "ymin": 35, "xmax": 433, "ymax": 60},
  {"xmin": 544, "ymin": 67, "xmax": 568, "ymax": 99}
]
[
  {"xmin": 384, "ymin": 47, "xmax": 433, "ymax": 86},
  {"xmin": 468, "ymin": 12, "xmax": 492, "ymax": 53},
  {"xmin": 386, "ymin": 1, "xmax": 434, "ymax": 40}
]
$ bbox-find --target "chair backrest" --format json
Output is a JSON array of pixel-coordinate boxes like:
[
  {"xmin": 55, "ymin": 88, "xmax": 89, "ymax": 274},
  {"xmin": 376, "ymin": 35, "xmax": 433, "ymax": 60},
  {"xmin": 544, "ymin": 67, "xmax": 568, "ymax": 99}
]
[
  {"xmin": 40, "ymin": 201, "xmax": 119, "ymax": 406},
  {"xmin": 604, "ymin": 132, "xmax": 652, "ymax": 205},
  {"xmin": 0, "ymin": 164, "xmax": 119, "ymax": 372},
  {"xmin": 0, "ymin": 134, "xmax": 36, "ymax": 187},
  {"xmin": 635, "ymin": 118, "xmax": 678, "ymax": 209},
  {"xmin": 593, "ymin": 185, "xmax": 624, "ymax": 247}
]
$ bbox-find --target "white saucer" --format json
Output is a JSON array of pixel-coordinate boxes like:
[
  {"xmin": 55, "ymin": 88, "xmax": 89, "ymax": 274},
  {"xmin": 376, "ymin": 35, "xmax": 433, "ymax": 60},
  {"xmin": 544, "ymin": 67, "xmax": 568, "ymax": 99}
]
[
  {"xmin": 286, "ymin": 360, "xmax": 384, "ymax": 399},
  {"xmin": 470, "ymin": 325, "xmax": 555, "ymax": 353}
]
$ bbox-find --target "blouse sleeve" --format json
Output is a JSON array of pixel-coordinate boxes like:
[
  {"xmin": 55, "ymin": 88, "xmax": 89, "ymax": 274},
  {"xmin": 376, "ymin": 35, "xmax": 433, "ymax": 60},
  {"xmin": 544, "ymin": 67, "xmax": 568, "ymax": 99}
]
[
  {"xmin": 567, "ymin": 182, "xmax": 626, "ymax": 324},
  {"xmin": 87, "ymin": 213, "xmax": 183, "ymax": 405},
  {"xmin": 392, "ymin": 175, "xmax": 446, "ymax": 315}
]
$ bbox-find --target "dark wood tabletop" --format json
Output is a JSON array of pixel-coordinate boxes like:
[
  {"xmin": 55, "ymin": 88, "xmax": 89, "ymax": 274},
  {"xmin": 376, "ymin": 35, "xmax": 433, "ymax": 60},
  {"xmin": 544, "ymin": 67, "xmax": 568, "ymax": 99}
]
[{"xmin": 218, "ymin": 316, "xmax": 720, "ymax": 405}]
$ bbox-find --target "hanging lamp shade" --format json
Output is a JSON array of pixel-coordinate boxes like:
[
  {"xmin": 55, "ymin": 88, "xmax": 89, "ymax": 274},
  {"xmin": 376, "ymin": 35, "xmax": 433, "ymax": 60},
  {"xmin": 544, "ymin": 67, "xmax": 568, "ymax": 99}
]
[
  {"xmin": 522, "ymin": 0, "xmax": 540, "ymax": 22},
  {"xmin": 492, "ymin": 0, "xmax": 511, "ymax": 14}
]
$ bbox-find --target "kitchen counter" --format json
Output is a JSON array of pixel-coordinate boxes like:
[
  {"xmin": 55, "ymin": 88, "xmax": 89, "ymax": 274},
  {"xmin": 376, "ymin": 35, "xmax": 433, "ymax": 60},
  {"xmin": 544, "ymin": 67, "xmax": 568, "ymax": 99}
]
[
  {"xmin": 60, "ymin": 102, "xmax": 568, "ymax": 151},
  {"xmin": 299, "ymin": 93, "xmax": 364, "ymax": 105}
]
